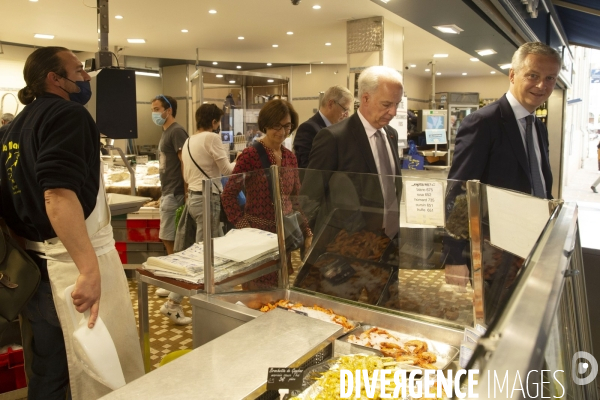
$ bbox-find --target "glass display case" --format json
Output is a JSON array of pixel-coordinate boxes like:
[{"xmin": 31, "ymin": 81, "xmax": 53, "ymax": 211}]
[{"xmin": 190, "ymin": 68, "xmax": 289, "ymax": 153}]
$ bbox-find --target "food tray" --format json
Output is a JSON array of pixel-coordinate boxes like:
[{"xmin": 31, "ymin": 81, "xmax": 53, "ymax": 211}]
[
  {"xmin": 338, "ymin": 325, "xmax": 459, "ymax": 371},
  {"xmin": 293, "ymin": 253, "xmax": 394, "ymax": 306}
]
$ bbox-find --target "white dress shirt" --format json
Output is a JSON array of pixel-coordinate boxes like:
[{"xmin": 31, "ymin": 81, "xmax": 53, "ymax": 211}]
[
  {"xmin": 356, "ymin": 109, "xmax": 396, "ymax": 175},
  {"xmin": 505, "ymin": 91, "xmax": 547, "ymax": 195}
]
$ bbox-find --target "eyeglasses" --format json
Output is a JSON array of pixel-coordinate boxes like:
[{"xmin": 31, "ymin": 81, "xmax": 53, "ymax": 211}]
[
  {"xmin": 334, "ymin": 101, "xmax": 349, "ymax": 115},
  {"xmin": 270, "ymin": 123, "xmax": 295, "ymax": 132}
]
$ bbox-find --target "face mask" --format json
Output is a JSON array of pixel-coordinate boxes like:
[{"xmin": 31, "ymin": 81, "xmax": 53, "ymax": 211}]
[
  {"xmin": 212, "ymin": 125, "xmax": 221, "ymax": 134},
  {"xmin": 152, "ymin": 112, "xmax": 166, "ymax": 126},
  {"xmin": 60, "ymin": 77, "xmax": 92, "ymax": 105}
]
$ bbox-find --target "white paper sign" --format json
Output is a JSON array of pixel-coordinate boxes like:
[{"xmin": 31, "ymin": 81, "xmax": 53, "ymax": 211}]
[
  {"xmin": 425, "ymin": 129, "xmax": 447, "ymax": 144},
  {"xmin": 405, "ymin": 181, "xmax": 445, "ymax": 226},
  {"xmin": 487, "ymin": 186, "xmax": 550, "ymax": 259}
]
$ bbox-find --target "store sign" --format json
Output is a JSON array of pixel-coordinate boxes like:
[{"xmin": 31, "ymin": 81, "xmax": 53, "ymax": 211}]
[
  {"xmin": 266, "ymin": 368, "xmax": 304, "ymax": 390},
  {"xmin": 404, "ymin": 181, "xmax": 445, "ymax": 226}
]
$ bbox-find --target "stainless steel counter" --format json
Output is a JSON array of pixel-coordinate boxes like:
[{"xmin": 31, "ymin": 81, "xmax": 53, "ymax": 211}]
[{"xmin": 101, "ymin": 309, "xmax": 341, "ymax": 400}]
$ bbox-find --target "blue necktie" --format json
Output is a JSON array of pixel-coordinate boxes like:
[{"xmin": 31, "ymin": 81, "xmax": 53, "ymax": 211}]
[{"xmin": 525, "ymin": 115, "xmax": 545, "ymax": 198}]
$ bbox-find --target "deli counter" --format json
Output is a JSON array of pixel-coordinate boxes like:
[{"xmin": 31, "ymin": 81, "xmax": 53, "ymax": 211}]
[{"xmin": 102, "ymin": 167, "xmax": 596, "ymax": 400}]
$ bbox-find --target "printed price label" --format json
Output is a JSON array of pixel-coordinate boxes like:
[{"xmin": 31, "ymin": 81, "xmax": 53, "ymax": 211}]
[
  {"xmin": 405, "ymin": 181, "xmax": 445, "ymax": 226},
  {"xmin": 266, "ymin": 367, "xmax": 304, "ymax": 390}
]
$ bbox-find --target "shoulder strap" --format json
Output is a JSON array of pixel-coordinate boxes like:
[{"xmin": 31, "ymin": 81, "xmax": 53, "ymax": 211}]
[
  {"xmin": 187, "ymin": 139, "xmax": 222, "ymax": 194},
  {"xmin": 252, "ymin": 141, "xmax": 275, "ymax": 201}
]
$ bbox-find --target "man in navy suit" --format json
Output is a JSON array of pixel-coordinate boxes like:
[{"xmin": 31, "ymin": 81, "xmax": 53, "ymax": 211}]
[
  {"xmin": 305, "ymin": 66, "xmax": 403, "ymax": 238},
  {"xmin": 294, "ymin": 85, "xmax": 353, "ymax": 168},
  {"xmin": 445, "ymin": 42, "xmax": 561, "ymax": 287}
]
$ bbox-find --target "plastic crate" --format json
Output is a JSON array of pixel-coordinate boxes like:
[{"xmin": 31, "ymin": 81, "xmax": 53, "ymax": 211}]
[{"xmin": 0, "ymin": 347, "xmax": 26, "ymax": 394}]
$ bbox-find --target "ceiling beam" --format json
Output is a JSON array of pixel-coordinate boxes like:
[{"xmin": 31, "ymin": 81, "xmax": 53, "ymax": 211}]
[{"xmin": 553, "ymin": 0, "xmax": 600, "ymax": 17}]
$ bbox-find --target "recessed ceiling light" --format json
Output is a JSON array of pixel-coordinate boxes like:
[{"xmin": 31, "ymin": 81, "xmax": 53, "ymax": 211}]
[
  {"xmin": 470, "ymin": 57, "xmax": 479, "ymax": 62},
  {"xmin": 320, "ymin": 61, "xmax": 323, "ymax": 64},
  {"xmin": 433, "ymin": 54, "xmax": 448, "ymax": 58},
  {"xmin": 181, "ymin": 29, "xmax": 188, "ymax": 33},
  {"xmin": 236, "ymin": 66, "xmax": 242, "ymax": 69},
  {"xmin": 229, "ymin": 80, "xmax": 236, "ymax": 84},
  {"xmin": 476, "ymin": 49, "xmax": 496, "ymax": 56},
  {"xmin": 462, "ymin": 73, "xmax": 467, "ymax": 75},
  {"xmin": 34, "ymin": 34, "xmax": 54, "ymax": 39},
  {"xmin": 135, "ymin": 71, "xmax": 160, "ymax": 77},
  {"xmin": 499, "ymin": 63, "xmax": 511, "ymax": 69},
  {"xmin": 209, "ymin": 9, "xmax": 217, "ymax": 14},
  {"xmin": 272, "ymin": 44, "xmax": 278, "ymax": 48},
  {"xmin": 267, "ymin": 79, "xmax": 274, "ymax": 83},
  {"xmin": 238, "ymin": 36, "xmax": 244, "ymax": 40},
  {"xmin": 433, "ymin": 25, "xmax": 463, "ymax": 34},
  {"xmin": 212, "ymin": 62, "xmax": 218, "ymax": 65},
  {"xmin": 425, "ymin": 68, "xmax": 431, "ymax": 72},
  {"xmin": 127, "ymin": 38, "xmax": 145, "ymax": 43},
  {"xmin": 267, "ymin": 63, "xmax": 272, "ymax": 66},
  {"xmin": 287, "ymin": 32, "xmax": 293, "ymax": 35},
  {"xmin": 313, "ymin": 5, "xmax": 321, "ymax": 9},
  {"xmin": 491, "ymin": 71, "xmax": 496, "ymax": 74},
  {"xmin": 380, "ymin": 0, "xmax": 389, "ymax": 3},
  {"xmin": 29, "ymin": 0, "xmax": 38, "ymax": 2},
  {"xmin": 409, "ymin": 64, "xmax": 416, "ymax": 68},
  {"xmin": 216, "ymin": 74, "xmax": 223, "ymax": 78},
  {"xmin": 436, "ymin": 72, "xmax": 441, "ymax": 75},
  {"xmin": 115, "ymin": 15, "xmax": 123, "ymax": 19}
]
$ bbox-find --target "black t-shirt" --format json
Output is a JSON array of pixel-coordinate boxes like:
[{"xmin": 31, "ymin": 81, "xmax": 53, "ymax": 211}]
[{"xmin": 0, "ymin": 93, "xmax": 100, "ymax": 241}]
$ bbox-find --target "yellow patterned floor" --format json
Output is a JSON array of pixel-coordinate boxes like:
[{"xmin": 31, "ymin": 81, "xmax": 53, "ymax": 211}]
[{"xmin": 127, "ymin": 279, "xmax": 193, "ymax": 370}]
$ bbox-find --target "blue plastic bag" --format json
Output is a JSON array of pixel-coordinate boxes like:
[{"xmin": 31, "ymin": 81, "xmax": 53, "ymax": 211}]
[{"xmin": 402, "ymin": 140, "xmax": 424, "ymax": 170}]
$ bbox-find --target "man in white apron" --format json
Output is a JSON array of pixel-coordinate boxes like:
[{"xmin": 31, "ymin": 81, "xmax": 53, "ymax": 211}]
[{"xmin": 0, "ymin": 47, "xmax": 144, "ymax": 399}]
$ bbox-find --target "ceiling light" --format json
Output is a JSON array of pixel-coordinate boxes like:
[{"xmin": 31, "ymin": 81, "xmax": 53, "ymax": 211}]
[
  {"xmin": 436, "ymin": 72, "xmax": 441, "ymax": 75},
  {"xmin": 216, "ymin": 74, "xmax": 223, "ymax": 78},
  {"xmin": 425, "ymin": 68, "xmax": 431, "ymax": 72},
  {"xmin": 470, "ymin": 57, "xmax": 479, "ymax": 62},
  {"xmin": 325, "ymin": 43, "xmax": 332, "ymax": 46},
  {"xmin": 267, "ymin": 79, "xmax": 274, "ymax": 83},
  {"xmin": 433, "ymin": 54, "xmax": 448, "ymax": 58},
  {"xmin": 127, "ymin": 38, "xmax": 145, "ymax": 43},
  {"xmin": 287, "ymin": 32, "xmax": 293, "ymax": 35},
  {"xmin": 320, "ymin": 61, "xmax": 323, "ymax": 64},
  {"xmin": 229, "ymin": 80, "xmax": 236, "ymax": 84},
  {"xmin": 476, "ymin": 49, "xmax": 496, "ymax": 56},
  {"xmin": 312, "ymin": 5, "xmax": 321, "ymax": 9},
  {"xmin": 499, "ymin": 63, "xmax": 511, "ymax": 69},
  {"xmin": 181, "ymin": 29, "xmax": 188, "ymax": 33},
  {"xmin": 380, "ymin": 0, "xmax": 389, "ymax": 3},
  {"xmin": 212, "ymin": 62, "xmax": 218, "ymax": 65},
  {"xmin": 491, "ymin": 71, "xmax": 496, "ymax": 74},
  {"xmin": 115, "ymin": 15, "xmax": 123, "ymax": 19},
  {"xmin": 462, "ymin": 73, "xmax": 467, "ymax": 75},
  {"xmin": 209, "ymin": 9, "xmax": 217, "ymax": 14},
  {"xmin": 433, "ymin": 25, "xmax": 463, "ymax": 34},
  {"xmin": 29, "ymin": 0, "xmax": 38, "ymax": 2},
  {"xmin": 409, "ymin": 64, "xmax": 416, "ymax": 68},
  {"xmin": 34, "ymin": 34, "xmax": 54, "ymax": 39},
  {"xmin": 238, "ymin": 36, "xmax": 244, "ymax": 40},
  {"xmin": 272, "ymin": 44, "xmax": 278, "ymax": 48},
  {"xmin": 267, "ymin": 63, "xmax": 272, "ymax": 66},
  {"xmin": 236, "ymin": 66, "xmax": 242, "ymax": 69},
  {"xmin": 135, "ymin": 71, "xmax": 160, "ymax": 77}
]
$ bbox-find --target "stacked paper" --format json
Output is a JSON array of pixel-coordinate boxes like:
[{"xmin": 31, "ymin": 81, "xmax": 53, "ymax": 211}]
[
  {"xmin": 459, "ymin": 324, "xmax": 487, "ymax": 368},
  {"xmin": 213, "ymin": 228, "xmax": 278, "ymax": 262}
]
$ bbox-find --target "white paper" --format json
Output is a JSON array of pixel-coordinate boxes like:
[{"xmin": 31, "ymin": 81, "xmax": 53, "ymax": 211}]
[
  {"xmin": 404, "ymin": 181, "xmax": 445, "ymax": 226},
  {"xmin": 487, "ymin": 186, "xmax": 550, "ymax": 259},
  {"xmin": 213, "ymin": 228, "xmax": 278, "ymax": 262}
]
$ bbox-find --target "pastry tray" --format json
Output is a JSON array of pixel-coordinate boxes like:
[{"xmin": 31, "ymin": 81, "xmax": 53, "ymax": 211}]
[
  {"xmin": 337, "ymin": 325, "xmax": 459, "ymax": 371},
  {"xmin": 293, "ymin": 253, "xmax": 395, "ymax": 306}
]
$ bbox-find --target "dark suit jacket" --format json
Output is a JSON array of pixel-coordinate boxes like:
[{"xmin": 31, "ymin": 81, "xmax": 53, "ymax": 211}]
[
  {"xmin": 293, "ymin": 111, "xmax": 327, "ymax": 168},
  {"xmin": 303, "ymin": 112, "xmax": 402, "ymax": 232},
  {"xmin": 448, "ymin": 94, "xmax": 552, "ymax": 199}
]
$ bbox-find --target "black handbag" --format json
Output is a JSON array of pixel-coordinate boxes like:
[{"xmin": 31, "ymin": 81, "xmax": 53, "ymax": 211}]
[
  {"xmin": 187, "ymin": 140, "xmax": 228, "ymax": 224},
  {"xmin": 252, "ymin": 142, "xmax": 304, "ymax": 251},
  {"xmin": 0, "ymin": 229, "xmax": 41, "ymax": 326}
]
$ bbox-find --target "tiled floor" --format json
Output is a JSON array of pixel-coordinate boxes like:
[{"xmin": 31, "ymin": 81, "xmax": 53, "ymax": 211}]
[{"xmin": 127, "ymin": 280, "xmax": 193, "ymax": 370}]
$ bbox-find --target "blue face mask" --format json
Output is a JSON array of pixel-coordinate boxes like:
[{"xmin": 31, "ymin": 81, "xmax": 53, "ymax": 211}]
[
  {"xmin": 60, "ymin": 77, "xmax": 92, "ymax": 105},
  {"xmin": 152, "ymin": 112, "xmax": 166, "ymax": 126}
]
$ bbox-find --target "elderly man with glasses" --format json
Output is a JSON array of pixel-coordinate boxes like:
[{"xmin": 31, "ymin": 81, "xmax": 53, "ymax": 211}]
[{"xmin": 293, "ymin": 85, "xmax": 353, "ymax": 168}]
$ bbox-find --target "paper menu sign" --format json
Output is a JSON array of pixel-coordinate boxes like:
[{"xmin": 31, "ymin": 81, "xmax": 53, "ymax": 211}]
[
  {"xmin": 425, "ymin": 129, "xmax": 447, "ymax": 144},
  {"xmin": 404, "ymin": 181, "xmax": 445, "ymax": 226},
  {"xmin": 487, "ymin": 186, "xmax": 550, "ymax": 259}
]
